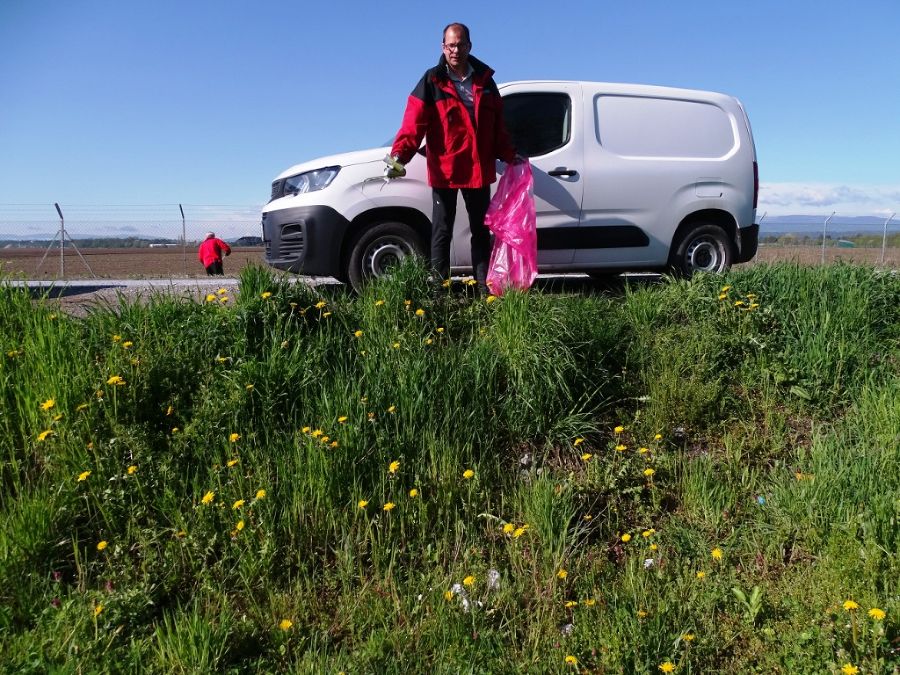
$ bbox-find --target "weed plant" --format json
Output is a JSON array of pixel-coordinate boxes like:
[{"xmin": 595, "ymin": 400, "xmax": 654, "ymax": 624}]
[{"xmin": 0, "ymin": 261, "xmax": 896, "ymax": 673}]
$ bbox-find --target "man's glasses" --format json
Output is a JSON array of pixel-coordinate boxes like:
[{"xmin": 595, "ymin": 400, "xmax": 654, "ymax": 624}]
[{"xmin": 442, "ymin": 42, "xmax": 469, "ymax": 52}]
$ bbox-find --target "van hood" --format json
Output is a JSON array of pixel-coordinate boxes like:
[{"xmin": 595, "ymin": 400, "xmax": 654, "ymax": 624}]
[{"xmin": 275, "ymin": 147, "xmax": 390, "ymax": 180}]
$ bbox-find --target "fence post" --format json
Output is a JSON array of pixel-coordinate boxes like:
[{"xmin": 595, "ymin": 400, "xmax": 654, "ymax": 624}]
[
  {"xmin": 179, "ymin": 204, "xmax": 186, "ymax": 276},
  {"xmin": 55, "ymin": 203, "xmax": 65, "ymax": 277},
  {"xmin": 881, "ymin": 213, "xmax": 895, "ymax": 265},
  {"xmin": 821, "ymin": 212, "xmax": 835, "ymax": 265}
]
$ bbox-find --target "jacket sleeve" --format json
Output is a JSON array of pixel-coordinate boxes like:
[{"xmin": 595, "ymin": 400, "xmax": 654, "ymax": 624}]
[
  {"xmin": 390, "ymin": 74, "xmax": 433, "ymax": 165},
  {"xmin": 220, "ymin": 240, "xmax": 232, "ymax": 256}
]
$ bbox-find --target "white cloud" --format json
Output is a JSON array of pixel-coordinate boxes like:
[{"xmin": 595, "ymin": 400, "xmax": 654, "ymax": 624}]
[{"xmin": 759, "ymin": 182, "xmax": 900, "ymax": 217}]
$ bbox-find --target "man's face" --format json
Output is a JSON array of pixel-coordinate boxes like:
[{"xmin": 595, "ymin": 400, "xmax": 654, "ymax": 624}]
[{"xmin": 442, "ymin": 27, "xmax": 470, "ymax": 70}]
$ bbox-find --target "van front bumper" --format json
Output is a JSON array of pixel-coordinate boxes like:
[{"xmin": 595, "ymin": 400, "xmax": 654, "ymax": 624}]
[
  {"xmin": 261, "ymin": 206, "xmax": 350, "ymax": 277},
  {"xmin": 736, "ymin": 223, "xmax": 759, "ymax": 263}
]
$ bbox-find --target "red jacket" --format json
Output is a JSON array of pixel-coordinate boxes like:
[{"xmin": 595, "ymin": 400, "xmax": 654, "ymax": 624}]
[
  {"xmin": 391, "ymin": 55, "xmax": 516, "ymax": 189},
  {"xmin": 198, "ymin": 237, "xmax": 231, "ymax": 266}
]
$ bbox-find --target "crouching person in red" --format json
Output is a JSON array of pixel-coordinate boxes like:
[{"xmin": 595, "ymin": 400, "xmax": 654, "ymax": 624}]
[{"xmin": 198, "ymin": 232, "xmax": 231, "ymax": 276}]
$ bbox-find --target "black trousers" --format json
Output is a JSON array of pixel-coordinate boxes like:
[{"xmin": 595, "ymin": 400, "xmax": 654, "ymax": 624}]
[
  {"xmin": 431, "ymin": 186, "xmax": 491, "ymax": 285},
  {"xmin": 205, "ymin": 261, "xmax": 224, "ymax": 276}
]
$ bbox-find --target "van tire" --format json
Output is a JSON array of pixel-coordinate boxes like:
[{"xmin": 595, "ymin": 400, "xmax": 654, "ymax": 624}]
[
  {"xmin": 346, "ymin": 221, "xmax": 424, "ymax": 292},
  {"xmin": 669, "ymin": 223, "xmax": 734, "ymax": 277}
]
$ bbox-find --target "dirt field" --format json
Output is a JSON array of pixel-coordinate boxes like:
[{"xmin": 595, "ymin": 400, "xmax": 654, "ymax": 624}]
[
  {"xmin": 0, "ymin": 244, "xmax": 896, "ymax": 281},
  {"xmin": 0, "ymin": 246, "xmax": 265, "ymax": 279}
]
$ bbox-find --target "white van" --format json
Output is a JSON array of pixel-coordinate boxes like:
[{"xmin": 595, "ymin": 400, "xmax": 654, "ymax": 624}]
[{"xmin": 262, "ymin": 81, "xmax": 759, "ymax": 289}]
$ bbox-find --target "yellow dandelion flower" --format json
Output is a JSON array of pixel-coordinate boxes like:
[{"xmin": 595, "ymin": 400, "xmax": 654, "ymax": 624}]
[
  {"xmin": 357, "ymin": 499, "xmax": 368, "ymax": 509},
  {"xmin": 424, "ymin": 338, "xmax": 433, "ymax": 345},
  {"xmin": 337, "ymin": 416, "xmax": 348, "ymax": 424},
  {"xmin": 415, "ymin": 308, "xmax": 425, "ymax": 317},
  {"xmin": 37, "ymin": 429, "xmax": 54, "ymax": 442},
  {"xmin": 615, "ymin": 444, "xmax": 627, "ymax": 452},
  {"xmin": 436, "ymin": 327, "xmax": 444, "ymax": 333},
  {"xmin": 581, "ymin": 453, "xmax": 592, "ymax": 461},
  {"xmin": 718, "ymin": 292, "xmax": 728, "ymax": 300},
  {"xmin": 106, "ymin": 375, "xmax": 125, "ymax": 386},
  {"xmin": 382, "ymin": 502, "xmax": 395, "ymax": 511},
  {"xmin": 279, "ymin": 619, "xmax": 293, "ymax": 631},
  {"xmin": 650, "ymin": 543, "xmax": 658, "ymax": 551},
  {"xmin": 841, "ymin": 665, "xmax": 859, "ymax": 675},
  {"xmin": 256, "ymin": 489, "xmax": 266, "ymax": 500},
  {"xmin": 94, "ymin": 604, "xmax": 103, "ymax": 617},
  {"xmin": 171, "ymin": 427, "xmax": 179, "ymax": 434},
  {"xmin": 463, "ymin": 575, "xmax": 475, "ymax": 587},
  {"xmin": 77, "ymin": 470, "xmax": 91, "ymax": 481},
  {"xmin": 868, "ymin": 607, "xmax": 885, "ymax": 620},
  {"xmin": 76, "ymin": 403, "xmax": 89, "ymax": 411},
  {"xmin": 659, "ymin": 662, "xmax": 676, "ymax": 673},
  {"xmin": 320, "ymin": 435, "xmax": 330, "ymax": 443},
  {"xmin": 96, "ymin": 540, "xmax": 108, "ymax": 551},
  {"xmin": 41, "ymin": 398, "xmax": 56, "ymax": 411},
  {"xmin": 465, "ymin": 278, "xmax": 477, "ymax": 286},
  {"xmin": 463, "ymin": 469, "xmax": 475, "ymax": 480},
  {"xmin": 388, "ymin": 460, "xmax": 400, "ymax": 474},
  {"xmin": 564, "ymin": 655, "xmax": 578, "ymax": 666},
  {"xmin": 639, "ymin": 446, "xmax": 650, "ymax": 454},
  {"xmin": 219, "ymin": 296, "xmax": 229, "ymax": 303},
  {"xmin": 513, "ymin": 527, "xmax": 526, "ymax": 538},
  {"xmin": 314, "ymin": 300, "xmax": 327, "ymax": 309},
  {"xmin": 681, "ymin": 633, "xmax": 695, "ymax": 641},
  {"xmin": 176, "ymin": 530, "xmax": 187, "ymax": 538},
  {"xmin": 721, "ymin": 285, "xmax": 731, "ymax": 292},
  {"xmin": 375, "ymin": 299, "xmax": 385, "ymax": 306},
  {"xmin": 112, "ymin": 334, "xmax": 122, "ymax": 342},
  {"xmin": 166, "ymin": 405, "xmax": 174, "ymax": 416},
  {"xmin": 217, "ymin": 288, "xmax": 227, "ymax": 295},
  {"xmin": 408, "ymin": 488, "xmax": 419, "ymax": 498},
  {"xmin": 245, "ymin": 384, "xmax": 254, "ymax": 390},
  {"xmin": 261, "ymin": 292, "xmax": 272, "ymax": 299},
  {"xmin": 573, "ymin": 437, "xmax": 584, "ymax": 446},
  {"xmin": 642, "ymin": 529, "xmax": 655, "ymax": 538},
  {"xmin": 503, "ymin": 523, "xmax": 514, "ymax": 534},
  {"xmin": 643, "ymin": 468, "xmax": 655, "ymax": 477},
  {"xmin": 565, "ymin": 600, "xmax": 578, "ymax": 608},
  {"xmin": 232, "ymin": 499, "xmax": 245, "ymax": 510},
  {"xmin": 354, "ymin": 330, "xmax": 364, "ymax": 338},
  {"xmin": 301, "ymin": 426, "xmax": 311, "ymax": 433},
  {"xmin": 206, "ymin": 293, "xmax": 217, "ymax": 302},
  {"xmin": 621, "ymin": 533, "xmax": 632, "ymax": 542},
  {"xmin": 122, "ymin": 341, "xmax": 133, "ymax": 349},
  {"xmin": 654, "ymin": 433, "xmax": 662, "ymax": 440},
  {"xmin": 215, "ymin": 355, "xmax": 227, "ymax": 363},
  {"xmin": 584, "ymin": 598, "xmax": 596, "ymax": 606},
  {"xmin": 229, "ymin": 433, "xmax": 241, "ymax": 443},
  {"xmin": 392, "ymin": 342, "xmax": 400, "ymax": 349},
  {"xmin": 404, "ymin": 299, "xmax": 411, "ymax": 307},
  {"xmin": 201, "ymin": 491, "xmax": 215, "ymax": 505},
  {"xmin": 444, "ymin": 590, "xmax": 453, "ymax": 601},
  {"xmin": 235, "ymin": 520, "xmax": 244, "ymax": 531},
  {"xmin": 387, "ymin": 405, "xmax": 396, "ymax": 413},
  {"xmin": 227, "ymin": 458, "xmax": 239, "ymax": 467},
  {"xmin": 311, "ymin": 429, "xmax": 323, "ymax": 437},
  {"xmin": 442, "ymin": 279, "xmax": 452, "ymax": 287},
  {"xmin": 485, "ymin": 295, "xmax": 496, "ymax": 303},
  {"xmin": 614, "ymin": 425, "xmax": 624, "ymax": 434},
  {"xmin": 843, "ymin": 599, "xmax": 859, "ymax": 611},
  {"xmin": 322, "ymin": 311, "xmax": 332, "ymax": 318},
  {"xmin": 557, "ymin": 569, "xmax": 568, "ymax": 579},
  {"xmin": 711, "ymin": 547, "xmax": 723, "ymax": 560},
  {"xmin": 734, "ymin": 300, "xmax": 745, "ymax": 307},
  {"xmin": 127, "ymin": 465, "xmax": 137, "ymax": 475},
  {"xmin": 583, "ymin": 514, "xmax": 593, "ymax": 521},
  {"xmin": 637, "ymin": 609, "xmax": 648, "ymax": 618},
  {"xmin": 329, "ymin": 441, "xmax": 338, "ymax": 448},
  {"xmin": 696, "ymin": 571, "xmax": 705, "ymax": 579}
]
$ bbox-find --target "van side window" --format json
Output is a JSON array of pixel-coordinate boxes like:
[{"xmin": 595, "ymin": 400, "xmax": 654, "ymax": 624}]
[{"xmin": 502, "ymin": 93, "xmax": 571, "ymax": 157}]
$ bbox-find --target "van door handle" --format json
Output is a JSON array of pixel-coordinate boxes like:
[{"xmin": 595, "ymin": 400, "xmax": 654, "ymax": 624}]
[{"xmin": 548, "ymin": 168, "xmax": 577, "ymax": 177}]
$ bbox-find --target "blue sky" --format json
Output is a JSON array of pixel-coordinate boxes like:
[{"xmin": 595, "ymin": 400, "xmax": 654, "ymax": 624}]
[{"xmin": 1, "ymin": 0, "xmax": 899, "ymax": 221}]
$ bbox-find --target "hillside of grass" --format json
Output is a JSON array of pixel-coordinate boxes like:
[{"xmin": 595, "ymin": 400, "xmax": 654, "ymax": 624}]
[{"xmin": 1, "ymin": 263, "xmax": 897, "ymax": 673}]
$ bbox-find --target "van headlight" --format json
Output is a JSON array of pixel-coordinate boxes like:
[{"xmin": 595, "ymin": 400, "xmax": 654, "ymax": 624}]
[{"xmin": 271, "ymin": 166, "xmax": 340, "ymax": 201}]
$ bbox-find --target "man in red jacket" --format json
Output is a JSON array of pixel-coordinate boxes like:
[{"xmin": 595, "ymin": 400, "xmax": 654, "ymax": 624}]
[
  {"xmin": 389, "ymin": 22, "xmax": 518, "ymax": 293},
  {"xmin": 197, "ymin": 232, "xmax": 231, "ymax": 276}
]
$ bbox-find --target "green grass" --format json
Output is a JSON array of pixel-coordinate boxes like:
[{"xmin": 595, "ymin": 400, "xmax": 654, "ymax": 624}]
[{"xmin": 1, "ymin": 261, "xmax": 897, "ymax": 673}]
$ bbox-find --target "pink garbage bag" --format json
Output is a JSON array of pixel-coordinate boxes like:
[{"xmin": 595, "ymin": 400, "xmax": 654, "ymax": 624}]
[{"xmin": 485, "ymin": 160, "xmax": 537, "ymax": 296}]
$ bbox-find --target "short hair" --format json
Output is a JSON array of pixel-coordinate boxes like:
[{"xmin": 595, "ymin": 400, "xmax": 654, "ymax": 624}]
[
  {"xmin": 205, "ymin": 231, "xmax": 215, "ymax": 239},
  {"xmin": 443, "ymin": 22, "xmax": 470, "ymax": 44}
]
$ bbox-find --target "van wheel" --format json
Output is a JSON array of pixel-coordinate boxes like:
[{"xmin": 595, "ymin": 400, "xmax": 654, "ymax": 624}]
[
  {"xmin": 346, "ymin": 221, "xmax": 424, "ymax": 291},
  {"xmin": 670, "ymin": 223, "xmax": 734, "ymax": 277}
]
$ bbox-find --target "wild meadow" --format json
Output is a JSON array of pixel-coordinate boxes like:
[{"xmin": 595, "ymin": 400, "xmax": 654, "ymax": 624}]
[{"xmin": 0, "ymin": 262, "xmax": 897, "ymax": 673}]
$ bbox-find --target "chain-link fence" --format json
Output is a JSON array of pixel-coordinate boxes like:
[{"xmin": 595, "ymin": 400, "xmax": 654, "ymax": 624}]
[
  {"xmin": 0, "ymin": 204, "xmax": 264, "ymax": 279},
  {"xmin": 0, "ymin": 204, "xmax": 897, "ymax": 279}
]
